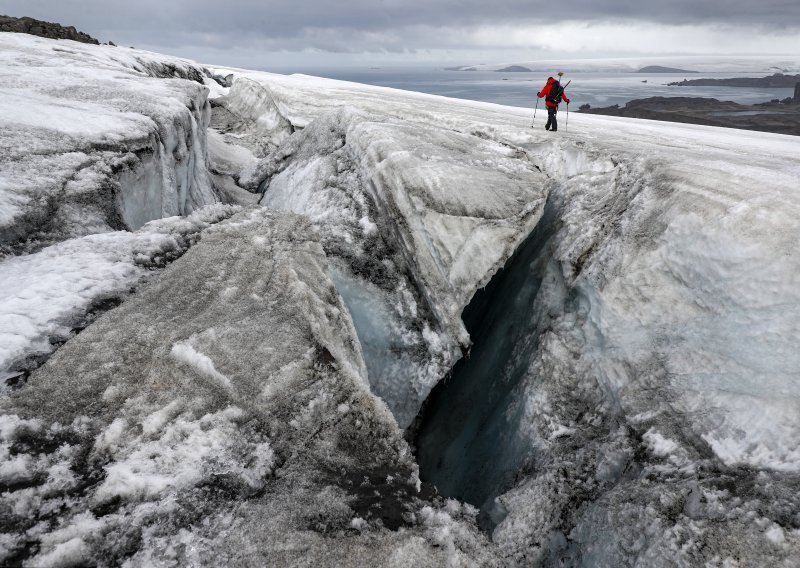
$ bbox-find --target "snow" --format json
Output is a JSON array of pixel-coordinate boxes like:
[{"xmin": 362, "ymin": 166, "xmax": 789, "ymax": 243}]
[
  {"xmin": 765, "ymin": 525, "xmax": 786, "ymax": 545},
  {"xmin": 642, "ymin": 429, "xmax": 679, "ymax": 458},
  {"xmin": 0, "ymin": 33, "xmax": 217, "ymax": 256},
  {"xmin": 171, "ymin": 339, "xmax": 234, "ymax": 390},
  {"xmin": 94, "ymin": 406, "xmax": 257, "ymax": 503},
  {"xmin": 0, "ymin": 204, "xmax": 241, "ymax": 375},
  {"xmin": 0, "ymin": 207, "xmax": 493, "ymax": 566},
  {"xmin": 32, "ymin": 537, "xmax": 89, "ymax": 568}
]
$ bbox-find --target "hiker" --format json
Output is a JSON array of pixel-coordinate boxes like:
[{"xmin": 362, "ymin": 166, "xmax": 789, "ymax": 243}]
[{"xmin": 537, "ymin": 74, "xmax": 570, "ymax": 131}]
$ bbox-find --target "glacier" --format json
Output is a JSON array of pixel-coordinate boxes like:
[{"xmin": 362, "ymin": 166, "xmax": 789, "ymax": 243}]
[{"xmin": 1, "ymin": 31, "xmax": 799, "ymax": 567}]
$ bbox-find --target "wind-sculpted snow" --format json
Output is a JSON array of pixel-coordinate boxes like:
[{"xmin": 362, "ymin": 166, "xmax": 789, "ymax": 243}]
[
  {"xmin": 0, "ymin": 33, "xmax": 217, "ymax": 256},
  {"xmin": 0, "ymin": 208, "xmax": 496, "ymax": 566}
]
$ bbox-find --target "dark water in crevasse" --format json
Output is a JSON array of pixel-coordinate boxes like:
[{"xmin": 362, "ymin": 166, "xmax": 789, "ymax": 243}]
[
  {"xmin": 413, "ymin": 197, "xmax": 564, "ymax": 528},
  {"xmin": 271, "ymin": 67, "xmax": 794, "ymax": 110}
]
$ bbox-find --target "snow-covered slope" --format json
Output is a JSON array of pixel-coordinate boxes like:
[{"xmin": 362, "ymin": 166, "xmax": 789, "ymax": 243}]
[
  {"xmin": 0, "ymin": 34, "xmax": 230, "ymax": 376},
  {"xmin": 2, "ymin": 33, "xmax": 800, "ymax": 567},
  {"xmin": 0, "ymin": 204, "xmax": 241, "ymax": 377}
]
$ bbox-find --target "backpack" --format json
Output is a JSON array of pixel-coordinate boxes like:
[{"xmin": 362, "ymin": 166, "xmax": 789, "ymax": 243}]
[{"xmin": 546, "ymin": 80, "xmax": 563, "ymax": 104}]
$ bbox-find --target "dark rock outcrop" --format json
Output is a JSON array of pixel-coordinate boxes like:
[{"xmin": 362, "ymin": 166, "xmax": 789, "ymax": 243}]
[
  {"xmin": 637, "ymin": 65, "xmax": 698, "ymax": 73},
  {"xmin": 0, "ymin": 14, "xmax": 99, "ymax": 44},
  {"xmin": 668, "ymin": 73, "xmax": 800, "ymax": 88},
  {"xmin": 496, "ymin": 65, "xmax": 533, "ymax": 72},
  {"xmin": 795, "ymin": 82, "xmax": 800, "ymax": 103},
  {"xmin": 580, "ymin": 96, "xmax": 800, "ymax": 136}
]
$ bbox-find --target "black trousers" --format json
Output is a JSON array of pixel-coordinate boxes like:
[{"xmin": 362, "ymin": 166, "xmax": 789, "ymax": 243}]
[{"xmin": 545, "ymin": 106, "xmax": 558, "ymax": 131}]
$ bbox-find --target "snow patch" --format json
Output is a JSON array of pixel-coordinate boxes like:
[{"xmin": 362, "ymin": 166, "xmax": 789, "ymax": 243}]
[
  {"xmin": 642, "ymin": 429, "xmax": 679, "ymax": 458},
  {"xmin": 171, "ymin": 340, "xmax": 233, "ymax": 390}
]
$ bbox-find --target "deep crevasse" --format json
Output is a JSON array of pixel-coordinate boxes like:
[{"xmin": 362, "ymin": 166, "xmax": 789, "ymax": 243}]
[{"xmin": 2, "ymin": 33, "xmax": 800, "ymax": 567}]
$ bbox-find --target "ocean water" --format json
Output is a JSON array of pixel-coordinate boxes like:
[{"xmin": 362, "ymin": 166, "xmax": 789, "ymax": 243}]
[{"xmin": 273, "ymin": 67, "xmax": 795, "ymax": 110}]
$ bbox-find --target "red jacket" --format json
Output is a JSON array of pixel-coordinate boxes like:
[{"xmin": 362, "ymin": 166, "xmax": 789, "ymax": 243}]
[{"xmin": 537, "ymin": 78, "xmax": 570, "ymax": 107}]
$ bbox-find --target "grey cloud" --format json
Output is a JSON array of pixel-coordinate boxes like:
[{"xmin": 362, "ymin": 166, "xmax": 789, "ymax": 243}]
[{"xmin": 6, "ymin": 0, "xmax": 800, "ymax": 50}]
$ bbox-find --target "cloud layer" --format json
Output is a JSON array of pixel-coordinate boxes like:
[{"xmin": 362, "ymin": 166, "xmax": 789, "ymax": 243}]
[{"xmin": 5, "ymin": 1, "xmax": 799, "ymax": 64}]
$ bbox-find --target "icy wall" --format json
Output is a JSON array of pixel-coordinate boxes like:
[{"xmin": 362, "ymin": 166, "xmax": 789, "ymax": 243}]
[
  {"xmin": 0, "ymin": 33, "xmax": 217, "ymax": 257},
  {"xmin": 218, "ymin": 78, "xmax": 549, "ymax": 427},
  {"xmin": 0, "ymin": 34, "xmax": 224, "ymax": 376},
  {"xmin": 415, "ymin": 191, "xmax": 562, "ymax": 520},
  {"xmin": 419, "ymin": 138, "xmax": 800, "ymax": 565},
  {"xmin": 211, "ymin": 77, "xmax": 294, "ymax": 158},
  {"xmin": 205, "ymin": 67, "xmax": 800, "ymax": 565}
]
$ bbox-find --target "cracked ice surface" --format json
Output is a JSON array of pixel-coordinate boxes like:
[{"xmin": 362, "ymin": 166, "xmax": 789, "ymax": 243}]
[
  {"xmin": 0, "ymin": 33, "xmax": 217, "ymax": 256},
  {"xmin": 0, "ymin": 34, "xmax": 799, "ymax": 565},
  {"xmin": 207, "ymin": 65, "xmax": 800, "ymax": 563},
  {"xmin": 219, "ymin": 79, "xmax": 549, "ymax": 427},
  {"xmin": 0, "ymin": 208, "xmax": 496, "ymax": 566},
  {"xmin": 0, "ymin": 204, "xmax": 242, "ymax": 375},
  {"xmin": 212, "ymin": 67, "xmax": 800, "ymax": 491},
  {"xmin": 415, "ymin": 118, "xmax": 800, "ymax": 562}
]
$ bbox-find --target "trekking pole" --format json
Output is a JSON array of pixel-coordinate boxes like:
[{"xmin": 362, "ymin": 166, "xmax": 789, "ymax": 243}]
[
  {"xmin": 531, "ymin": 99, "xmax": 539, "ymax": 128},
  {"xmin": 566, "ymin": 103, "xmax": 569, "ymax": 132}
]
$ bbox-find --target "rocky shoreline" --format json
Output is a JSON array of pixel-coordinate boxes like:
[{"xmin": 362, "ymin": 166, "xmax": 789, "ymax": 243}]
[
  {"xmin": 668, "ymin": 72, "xmax": 800, "ymax": 87},
  {"xmin": 579, "ymin": 95, "xmax": 800, "ymax": 136}
]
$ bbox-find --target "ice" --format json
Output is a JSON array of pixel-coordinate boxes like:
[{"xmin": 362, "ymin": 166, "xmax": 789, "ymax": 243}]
[
  {"xmin": 0, "ymin": 204, "xmax": 241, "ymax": 375},
  {"xmin": 0, "ymin": 208, "xmax": 494, "ymax": 566},
  {"xmin": 208, "ymin": 77, "xmax": 294, "ymax": 158},
  {"xmin": 226, "ymin": 92, "xmax": 548, "ymax": 426},
  {"xmin": 195, "ymin": 65, "xmax": 800, "ymax": 562},
  {"xmin": 0, "ymin": 33, "xmax": 217, "ymax": 255},
  {"xmin": 409, "ymin": 108, "xmax": 800, "ymax": 562},
  {"xmin": 2, "ymin": 33, "xmax": 800, "ymax": 565}
]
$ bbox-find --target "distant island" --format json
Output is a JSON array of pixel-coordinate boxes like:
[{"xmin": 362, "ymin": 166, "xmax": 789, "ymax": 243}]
[
  {"xmin": 668, "ymin": 73, "xmax": 800, "ymax": 87},
  {"xmin": 637, "ymin": 66, "xmax": 698, "ymax": 73},
  {"xmin": 495, "ymin": 65, "xmax": 532, "ymax": 72}
]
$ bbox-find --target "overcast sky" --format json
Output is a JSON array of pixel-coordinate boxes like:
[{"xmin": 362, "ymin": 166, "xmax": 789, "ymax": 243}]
[{"xmin": 5, "ymin": 1, "xmax": 800, "ymax": 68}]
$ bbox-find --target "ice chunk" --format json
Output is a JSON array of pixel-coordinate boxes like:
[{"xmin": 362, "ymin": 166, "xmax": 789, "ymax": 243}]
[
  {"xmin": 253, "ymin": 106, "xmax": 548, "ymax": 425},
  {"xmin": 0, "ymin": 208, "xmax": 494, "ymax": 565},
  {"xmin": 0, "ymin": 204, "xmax": 240, "ymax": 375}
]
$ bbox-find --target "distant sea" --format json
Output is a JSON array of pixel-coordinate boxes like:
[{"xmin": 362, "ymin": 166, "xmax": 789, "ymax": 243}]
[{"xmin": 273, "ymin": 67, "xmax": 795, "ymax": 110}]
